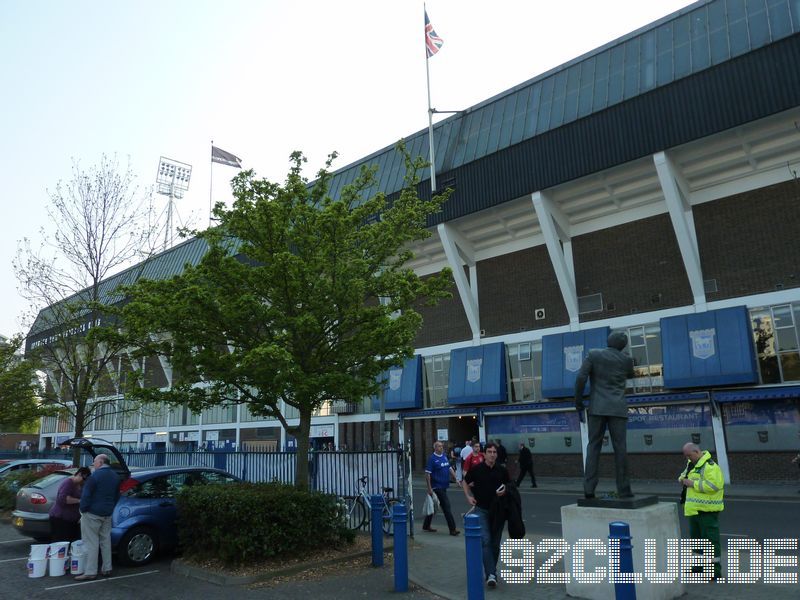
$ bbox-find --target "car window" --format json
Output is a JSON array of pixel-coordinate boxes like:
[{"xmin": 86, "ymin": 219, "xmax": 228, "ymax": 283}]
[
  {"xmin": 201, "ymin": 471, "xmax": 237, "ymax": 484},
  {"xmin": 131, "ymin": 473, "xmax": 202, "ymax": 498},
  {"xmin": 31, "ymin": 473, "xmax": 70, "ymax": 489},
  {"xmin": 131, "ymin": 475, "xmax": 174, "ymax": 499}
]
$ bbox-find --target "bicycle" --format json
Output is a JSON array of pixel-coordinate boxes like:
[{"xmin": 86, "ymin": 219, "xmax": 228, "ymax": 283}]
[{"xmin": 340, "ymin": 475, "xmax": 401, "ymax": 534}]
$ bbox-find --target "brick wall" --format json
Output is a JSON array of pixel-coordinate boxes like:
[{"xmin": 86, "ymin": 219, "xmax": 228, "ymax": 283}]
[
  {"xmin": 695, "ymin": 179, "xmax": 800, "ymax": 300},
  {"xmin": 414, "ymin": 276, "xmax": 472, "ymax": 348},
  {"xmin": 477, "ymin": 246, "xmax": 569, "ymax": 337},
  {"xmin": 572, "ymin": 214, "xmax": 693, "ymax": 320},
  {"xmin": 726, "ymin": 451, "xmax": 800, "ymax": 481}
]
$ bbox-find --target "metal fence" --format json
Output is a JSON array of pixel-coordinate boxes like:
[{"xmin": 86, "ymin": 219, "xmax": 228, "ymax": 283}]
[{"xmin": 1, "ymin": 449, "xmax": 409, "ymax": 500}]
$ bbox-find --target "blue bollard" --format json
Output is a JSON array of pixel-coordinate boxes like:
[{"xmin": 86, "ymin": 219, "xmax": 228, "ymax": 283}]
[
  {"xmin": 371, "ymin": 494, "xmax": 384, "ymax": 567},
  {"xmin": 464, "ymin": 513, "xmax": 485, "ymax": 600},
  {"xmin": 609, "ymin": 521, "xmax": 637, "ymax": 600},
  {"xmin": 393, "ymin": 502, "xmax": 408, "ymax": 592}
]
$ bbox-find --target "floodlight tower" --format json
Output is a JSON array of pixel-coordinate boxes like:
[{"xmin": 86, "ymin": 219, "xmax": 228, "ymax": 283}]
[{"xmin": 155, "ymin": 157, "xmax": 192, "ymax": 250}]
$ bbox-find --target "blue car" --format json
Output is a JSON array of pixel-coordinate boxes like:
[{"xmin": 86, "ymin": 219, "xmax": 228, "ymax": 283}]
[{"xmin": 56, "ymin": 438, "xmax": 240, "ymax": 566}]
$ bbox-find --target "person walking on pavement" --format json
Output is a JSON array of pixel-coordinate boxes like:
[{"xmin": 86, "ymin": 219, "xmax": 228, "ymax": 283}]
[
  {"xmin": 516, "ymin": 442, "xmax": 537, "ymax": 487},
  {"xmin": 679, "ymin": 442, "xmax": 724, "ymax": 580},
  {"xmin": 574, "ymin": 331, "xmax": 635, "ymax": 499},
  {"xmin": 494, "ymin": 439, "xmax": 508, "ymax": 467},
  {"xmin": 74, "ymin": 454, "xmax": 120, "ymax": 581},
  {"xmin": 461, "ymin": 442, "xmax": 509, "ymax": 589},
  {"xmin": 463, "ymin": 441, "xmax": 485, "ymax": 477},
  {"xmin": 422, "ymin": 440, "xmax": 460, "ymax": 536},
  {"xmin": 459, "ymin": 439, "xmax": 473, "ymax": 480}
]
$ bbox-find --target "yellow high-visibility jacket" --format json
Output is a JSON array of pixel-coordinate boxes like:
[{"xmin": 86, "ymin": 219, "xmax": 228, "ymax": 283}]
[{"xmin": 678, "ymin": 450, "xmax": 724, "ymax": 517}]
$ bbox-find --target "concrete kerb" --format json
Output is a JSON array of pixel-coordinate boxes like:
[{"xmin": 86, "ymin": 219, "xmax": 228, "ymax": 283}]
[{"xmin": 171, "ymin": 538, "xmax": 395, "ymax": 586}]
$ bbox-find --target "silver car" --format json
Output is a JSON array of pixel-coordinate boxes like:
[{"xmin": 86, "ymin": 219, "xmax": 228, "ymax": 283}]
[
  {"xmin": 0, "ymin": 459, "xmax": 72, "ymax": 479},
  {"xmin": 11, "ymin": 469, "xmax": 76, "ymax": 541}
]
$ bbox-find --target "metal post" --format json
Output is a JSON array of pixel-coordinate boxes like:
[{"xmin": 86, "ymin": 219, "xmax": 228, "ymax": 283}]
[
  {"xmin": 464, "ymin": 513, "xmax": 484, "ymax": 600},
  {"xmin": 393, "ymin": 502, "xmax": 408, "ymax": 592},
  {"xmin": 371, "ymin": 494, "xmax": 384, "ymax": 567},
  {"xmin": 609, "ymin": 521, "xmax": 637, "ymax": 600}
]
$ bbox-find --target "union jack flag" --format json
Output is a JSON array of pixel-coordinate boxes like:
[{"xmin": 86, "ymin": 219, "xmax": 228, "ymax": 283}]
[{"xmin": 424, "ymin": 9, "xmax": 443, "ymax": 58}]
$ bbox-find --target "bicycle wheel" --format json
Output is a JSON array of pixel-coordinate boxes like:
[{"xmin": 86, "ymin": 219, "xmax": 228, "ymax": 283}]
[
  {"xmin": 382, "ymin": 499, "xmax": 400, "ymax": 535},
  {"xmin": 341, "ymin": 496, "xmax": 367, "ymax": 530}
]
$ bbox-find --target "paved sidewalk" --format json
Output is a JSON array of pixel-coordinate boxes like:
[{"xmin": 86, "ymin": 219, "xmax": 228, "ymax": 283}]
[
  {"xmin": 405, "ymin": 477, "xmax": 799, "ymax": 599},
  {"xmin": 411, "ymin": 475, "xmax": 800, "ymax": 501}
]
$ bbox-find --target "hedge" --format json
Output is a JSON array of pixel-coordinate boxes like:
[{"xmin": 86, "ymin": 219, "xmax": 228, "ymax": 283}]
[{"xmin": 176, "ymin": 482, "xmax": 355, "ymax": 566}]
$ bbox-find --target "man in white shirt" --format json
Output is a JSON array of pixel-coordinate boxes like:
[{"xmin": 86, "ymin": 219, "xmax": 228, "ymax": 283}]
[{"xmin": 459, "ymin": 439, "xmax": 473, "ymax": 481}]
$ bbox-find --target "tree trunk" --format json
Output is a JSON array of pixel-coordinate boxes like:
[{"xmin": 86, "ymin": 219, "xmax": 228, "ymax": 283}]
[
  {"xmin": 293, "ymin": 407, "xmax": 313, "ymax": 491},
  {"xmin": 72, "ymin": 398, "xmax": 85, "ymax": 467}
]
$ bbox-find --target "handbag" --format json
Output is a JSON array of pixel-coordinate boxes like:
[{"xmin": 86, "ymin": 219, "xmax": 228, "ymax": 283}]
[{"xmin": 423, "ymin": 493, "xmax": 437, "ymax": 516}]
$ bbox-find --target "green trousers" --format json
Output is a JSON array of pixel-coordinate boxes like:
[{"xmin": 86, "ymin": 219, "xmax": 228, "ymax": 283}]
[{"xmin": 688, "ymin": 511, "xmax": 722, "ymax": 577}]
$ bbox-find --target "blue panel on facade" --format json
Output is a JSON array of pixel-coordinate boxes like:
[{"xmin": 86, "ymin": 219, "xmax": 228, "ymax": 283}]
[
  {"xmin": 447, "ymin": 342, "xmax": 507, "ymax": 405},
  {"xmin": 541, "ymin": 327, "xmax": 610, "ymax": 398},
  {"xmin": 712, "ymin": 385, "xmax": 800, "ymax": 403},
  {"xmin": 382, "ymin": 355, "xmax": 423, "ymax": 411},
  {"xmin": 661, "ymin": 306, "xmax": 758, "ymax": 388}
]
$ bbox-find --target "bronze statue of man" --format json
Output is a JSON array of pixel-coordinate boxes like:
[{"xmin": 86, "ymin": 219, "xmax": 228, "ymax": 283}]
[{"xmin": 574, "ymin": 332, "xmax": 635, "ymax": 499}]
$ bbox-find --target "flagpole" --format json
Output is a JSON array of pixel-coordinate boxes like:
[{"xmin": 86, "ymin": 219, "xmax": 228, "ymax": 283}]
[
  {"xmin": 209, "ymin": 140, "xmax": 214, "ymax": 228},
  {"xmin": 425, "ymin": 7, "xmax": 437, "ymax": 194}
]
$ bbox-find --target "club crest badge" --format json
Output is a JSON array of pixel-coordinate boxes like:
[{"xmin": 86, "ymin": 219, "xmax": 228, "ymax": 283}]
[
  {"xmin": 466, "ymin": 358, "xmax": 483, "ymax": 383},
  {"xmin": 389, "ymin": 368, "xmax": 403, "ymax": 391},
  {"xmin": 564, "ymin": 345, "xmax": 584, "ymax": 373},
  {"xmin": 689, "ymin": 328, "xmax": 716, "ymax": 360}
]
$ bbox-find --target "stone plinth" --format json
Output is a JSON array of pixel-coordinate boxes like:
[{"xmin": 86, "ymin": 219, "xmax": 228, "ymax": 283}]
[
  {"xmin": 561, "ymin": 501, "xmax": 684, "ymax": 600},
  {"xmin": 577, "ymin": 494, "xmax": 659, "ymax": 509}
]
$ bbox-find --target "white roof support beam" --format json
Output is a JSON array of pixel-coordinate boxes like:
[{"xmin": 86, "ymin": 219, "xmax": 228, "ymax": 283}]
[
  {"xmin": 653, "ymin": 151, "xmax": 707, "ymax": 307},
  {"xmin": 437, "ymin": 223, "xmax": 481, "ymax": 342},
  {"xmin": 531, "ymin": 191, "xmax": 579, "ymax": 328},
  {"xmin": 44, "ymin": 368, "xmax": 62, "ymax": 399},
  {"xmin": 148, "ymin": 334, "xmax": 173, "ymax": 388}
]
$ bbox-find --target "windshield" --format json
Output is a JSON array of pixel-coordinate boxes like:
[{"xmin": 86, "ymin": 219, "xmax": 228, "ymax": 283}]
[{"xmin": 29, "ymin": 472, "xmax": 70, "ymax": 489}]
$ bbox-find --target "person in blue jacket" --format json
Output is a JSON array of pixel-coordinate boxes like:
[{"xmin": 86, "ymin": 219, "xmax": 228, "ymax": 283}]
[
  {"xmin": 74, "ymin": 454, "xmax": 120, "ymax": 581},
  {"xmin": 422, "ymin": 440, "xmax": 460, "ymax": 535}
]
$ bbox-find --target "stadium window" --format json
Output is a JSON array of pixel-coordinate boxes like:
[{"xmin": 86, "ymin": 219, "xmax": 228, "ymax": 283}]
[
  {"xmin": 751, "ymin": 303, "xmax": 800, "ymax": 383},
  {"xmin": 424, "ymin": 354, "xmax": 450, "ymax": 409},
  {"xmin": 506, "ymin": 342, "xmax": 542, "ymax": 404},
  {"xmin": 614, "ymin": 324, "xmax": 664, "ymax": 394}
]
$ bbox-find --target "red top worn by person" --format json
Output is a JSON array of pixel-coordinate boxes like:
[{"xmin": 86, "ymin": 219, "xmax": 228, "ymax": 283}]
[{"xmin": 463, "ymin": 442, "xmax": 484, "ymax": 475}]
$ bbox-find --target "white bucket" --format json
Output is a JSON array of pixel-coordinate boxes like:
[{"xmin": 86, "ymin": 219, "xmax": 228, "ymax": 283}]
[
  {"xmin": 27, "ymin": 558, "xmax": 47, "ymax": 578},
  {"xmin": 29, "ymin": 544, "xmax": 49, "ymax": 560},
  {"xmin": 48, "ymin": 541, "xmax": 69, "ymax": 559},
  {"xmin": 70, "ymin": 552, "xmax": 86, "ymax": 575},
  {"xmin": 48, "ymin": 556, "xmax": 68, "ymax": 577}
]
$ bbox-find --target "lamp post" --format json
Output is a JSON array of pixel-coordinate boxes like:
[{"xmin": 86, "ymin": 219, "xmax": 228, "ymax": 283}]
[{"xmin": 155, "ymin": 157, "xmax": 192, "ymax": 250}]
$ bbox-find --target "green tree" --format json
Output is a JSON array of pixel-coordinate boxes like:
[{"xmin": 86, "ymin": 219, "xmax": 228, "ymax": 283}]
[
  {"xmin": 122, "ymin": 149, "xmax": 451, "ymax": 489},
  {"xmin": 0, "ymin": 337, "xmax": 47, "ymax": 432},
  {"xmin": 14, "ymin": 155, "xmax": 159, "ymax": 457}
]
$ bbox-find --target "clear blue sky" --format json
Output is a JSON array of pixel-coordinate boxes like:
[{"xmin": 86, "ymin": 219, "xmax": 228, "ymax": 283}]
[{"xmin": 0, "ymin": 0, "xmax": 695, "ymax": 338}]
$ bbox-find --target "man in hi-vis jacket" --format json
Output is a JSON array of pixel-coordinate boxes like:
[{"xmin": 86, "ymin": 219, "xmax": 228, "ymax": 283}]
[
  {"xmin": 574, "ymin": 331, "xmax": 635, "ymax": 499},
  {"xmin": 680, "ymin": 442, "xmax": 724, "ymax": 579}
]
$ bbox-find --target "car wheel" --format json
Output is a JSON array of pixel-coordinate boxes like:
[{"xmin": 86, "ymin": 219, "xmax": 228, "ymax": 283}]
[{"xmin": 118, "ymin": 526, "xmax": 158, "ymax": 566}]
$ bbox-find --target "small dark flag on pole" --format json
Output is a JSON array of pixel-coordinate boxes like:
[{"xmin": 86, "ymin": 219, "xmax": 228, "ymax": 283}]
[
  {"xmin": 424, "ymin": 9, "xmax": 443, "ymax": 58},
  {"xmin": 211, "ymin": 145, "xmax": 242, "ymax": 168}
]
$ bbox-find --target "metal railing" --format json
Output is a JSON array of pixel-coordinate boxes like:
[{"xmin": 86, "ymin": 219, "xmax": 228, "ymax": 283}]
[{"xmin": 0, "ymin": 449, "xmax": 407, "ymax": 499}]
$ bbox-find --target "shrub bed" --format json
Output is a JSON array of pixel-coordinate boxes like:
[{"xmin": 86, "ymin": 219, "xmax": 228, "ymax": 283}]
[{"xmin": 177, "ymin": 482, "xmax": 354, "ymax": 566}]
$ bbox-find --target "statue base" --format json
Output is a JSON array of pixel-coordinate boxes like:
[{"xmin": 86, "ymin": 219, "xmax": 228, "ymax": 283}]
[
  {"xmin": 561, "ymin": 501, "xmax": 684, "ymax": 600},
  {"xmin": 577, "ymin": 494, "xmax": 659, "ymax": 509}
]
